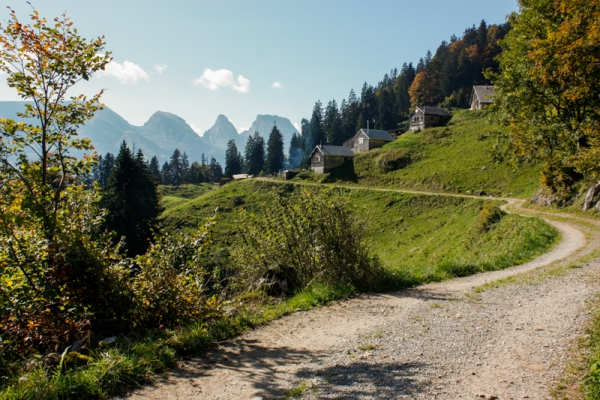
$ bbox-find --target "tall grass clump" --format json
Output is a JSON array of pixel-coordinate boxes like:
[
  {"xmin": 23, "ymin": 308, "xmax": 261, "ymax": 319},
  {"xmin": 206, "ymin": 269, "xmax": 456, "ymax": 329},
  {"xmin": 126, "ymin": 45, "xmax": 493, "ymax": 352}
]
[{"xmin": 232, "ymin": 188, "xmax": 383, "ymax": 294}]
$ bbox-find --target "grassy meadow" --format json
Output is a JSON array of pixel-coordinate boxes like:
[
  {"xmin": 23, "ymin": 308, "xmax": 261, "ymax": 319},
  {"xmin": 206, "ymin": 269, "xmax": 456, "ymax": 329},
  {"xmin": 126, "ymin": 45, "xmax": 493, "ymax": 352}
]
[
  {"xmin": 161, "ymin": 179, "xmax": 558, "ymax": 288},
  {"xmin": 302, "ymin": 110, "xmax": 542, "ymax": 198}
]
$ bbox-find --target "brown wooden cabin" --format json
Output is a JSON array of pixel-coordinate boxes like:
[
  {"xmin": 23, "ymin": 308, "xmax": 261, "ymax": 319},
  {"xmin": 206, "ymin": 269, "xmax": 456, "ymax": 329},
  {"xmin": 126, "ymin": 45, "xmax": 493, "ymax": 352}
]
[
  {"xmin": 309, "ymin": 145, "xmax": 355, "ymax": 174},
  {"xmin": 470, "ymin": 85, "xmax": 497, "ymax": 110},
  {"xmin": 409, "ymin": 106, "xmax": 451, "ymax": 132},
  {"xmin": 342, "ymin": 128, "xmax": 395, "ymax": 153}
]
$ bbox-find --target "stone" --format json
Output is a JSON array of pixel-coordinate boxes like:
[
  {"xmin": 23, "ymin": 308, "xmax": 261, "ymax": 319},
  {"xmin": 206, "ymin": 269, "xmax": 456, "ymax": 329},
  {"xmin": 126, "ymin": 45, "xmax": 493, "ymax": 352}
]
[
  {"xmin": 100, "ymin": 336, "xmax": 117, "ymax": 345},
  {"xmin": 583, "ymin": 181, "xmax": 600, "ymax": 211}
]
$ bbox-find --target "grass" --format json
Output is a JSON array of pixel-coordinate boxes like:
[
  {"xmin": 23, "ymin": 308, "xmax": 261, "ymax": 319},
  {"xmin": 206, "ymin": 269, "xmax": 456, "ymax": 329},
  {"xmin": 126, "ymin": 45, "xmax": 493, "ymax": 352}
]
[
  {"xmin": 159, "ymin": 183, "xmax": 218, "ymax": 211},
  {"xmin": 0, "ymin": 284, "xmax": 352, "ymax": 400},
  {"xmin": 161, "ymin": 179, "xmax": 559, "ymax": 289},
  {"xmin": 297, "ymin": 110, "xmax": 542, "ymax": 198}
]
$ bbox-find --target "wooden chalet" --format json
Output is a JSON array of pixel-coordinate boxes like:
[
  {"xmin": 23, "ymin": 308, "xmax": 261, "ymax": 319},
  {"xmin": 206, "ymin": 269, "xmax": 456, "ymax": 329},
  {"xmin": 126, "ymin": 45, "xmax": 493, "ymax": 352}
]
[
  {"xmin": 342, "ymin": 128, "xmax": 395, "ymax": 153},
  {"xmin": 409, "ymin": 106, "xmax": 451, "ymax": 132},
  {"xmin": 470, "ymin": 85, "xmax": 496, "ymax": 110},
  {"xmin": 309, "ymin": 145, "xmax": 355, "ymax": 174}
]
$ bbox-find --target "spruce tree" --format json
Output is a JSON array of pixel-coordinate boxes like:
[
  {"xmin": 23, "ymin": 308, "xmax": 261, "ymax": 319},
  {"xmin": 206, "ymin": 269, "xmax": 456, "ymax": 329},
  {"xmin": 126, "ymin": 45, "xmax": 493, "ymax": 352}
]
[
  {"xmin": 169, "ymin": 149, "xmax": 184, "ymax": 186},
  {"xmin": 98, "ymin": 141, "xmax": 162, "ymax": 257},
  {"xmin": 225, "ymin": 139, "xmax": 243, "ymax": 178},
  {"xmin": 265, "ymin": 125, "xmax": 285, "ymax": 174},
  {"xmin": 161, "ymin": 161, "xmax": 171, "ymax": 185},
  {"xmin": 149, "ymin": 155, "xmax": 161, "ymax": 183},
  {"xmin": 209, "ymin": 157, "xmax": 223, "ymax": 182}
]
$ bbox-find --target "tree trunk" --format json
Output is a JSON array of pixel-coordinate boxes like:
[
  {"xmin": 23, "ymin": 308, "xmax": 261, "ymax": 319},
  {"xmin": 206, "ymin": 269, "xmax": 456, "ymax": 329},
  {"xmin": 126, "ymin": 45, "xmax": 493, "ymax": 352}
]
[{"xmin": 583, "ymin": 181, "xmax": 600, "ymax": 211}]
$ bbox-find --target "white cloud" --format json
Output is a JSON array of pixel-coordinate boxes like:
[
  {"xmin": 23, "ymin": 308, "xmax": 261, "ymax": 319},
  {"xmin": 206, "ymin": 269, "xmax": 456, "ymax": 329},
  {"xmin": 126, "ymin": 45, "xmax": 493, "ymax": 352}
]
[
  {"xmin": 293, "ymin": 122, "xmax": 301, "ymax": 132},
  {"xmin": 154, "ymin": 63, "xmax": 168, "ymax": 74},
  {"xmin": 99, "ymin": 60, "xmax": 150, "ymax": 83},
  {"xmin": 194, "ymin": 68, "xmax": 251, "ymax": 94},
  {"xmin": 272, "ymin": 81, "xmax": 282, "ymax": 89}
]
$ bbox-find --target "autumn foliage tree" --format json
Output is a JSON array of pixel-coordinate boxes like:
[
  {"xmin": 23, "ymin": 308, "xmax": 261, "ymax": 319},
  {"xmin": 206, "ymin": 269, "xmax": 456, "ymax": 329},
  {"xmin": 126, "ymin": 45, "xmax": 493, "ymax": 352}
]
[
  {"xmin": 492, "ymin": 0, "xmax": 600, "ymax": 197},
  {"xmin": 0, "ymin": 8, "xmax": 120, "ymax": 354}
]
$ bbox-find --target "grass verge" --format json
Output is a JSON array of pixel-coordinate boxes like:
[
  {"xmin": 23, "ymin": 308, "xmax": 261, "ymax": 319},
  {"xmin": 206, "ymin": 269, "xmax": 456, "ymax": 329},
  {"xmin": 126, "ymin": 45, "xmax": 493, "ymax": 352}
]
[{"xmin": 0, "ymin": 284, "xmax": 352, "ymax": 400}]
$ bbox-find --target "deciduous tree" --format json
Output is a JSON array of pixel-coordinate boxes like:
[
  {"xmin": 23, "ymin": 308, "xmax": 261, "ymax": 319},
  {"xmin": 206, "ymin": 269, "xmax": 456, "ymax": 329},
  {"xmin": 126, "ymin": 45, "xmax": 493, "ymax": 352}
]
[{"xmin": 492, "ymin": 0, "xmax": 600, "ymax": 197}]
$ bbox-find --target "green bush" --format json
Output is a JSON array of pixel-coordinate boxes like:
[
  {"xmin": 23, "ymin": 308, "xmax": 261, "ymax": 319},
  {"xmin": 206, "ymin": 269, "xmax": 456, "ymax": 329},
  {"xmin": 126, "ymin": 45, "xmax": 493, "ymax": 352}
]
[
  {"xmin": 232, "ymin": 188, "xmax": 383, "ymax": 294},
  {"xmin": 476, "ymin": 201, "xmax": 506, "ymax": 232}
]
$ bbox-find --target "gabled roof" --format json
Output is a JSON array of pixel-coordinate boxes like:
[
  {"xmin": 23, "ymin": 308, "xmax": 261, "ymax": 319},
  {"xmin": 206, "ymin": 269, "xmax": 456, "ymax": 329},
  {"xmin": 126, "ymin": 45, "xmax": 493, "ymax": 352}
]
[
  {"xmin": 311, "ymin": 145, "xmax": 355, "ymax": 158},
  {"xmin": 357, "ymin": 128, "xmax": 395, "ymax": 141},
  {"xmin": 472, "ymin": 85, "xmax": 496, "ymax": 103},
  {"xmin": 414, "ymin": 106, "xmax": 452, "ymax": 117}
]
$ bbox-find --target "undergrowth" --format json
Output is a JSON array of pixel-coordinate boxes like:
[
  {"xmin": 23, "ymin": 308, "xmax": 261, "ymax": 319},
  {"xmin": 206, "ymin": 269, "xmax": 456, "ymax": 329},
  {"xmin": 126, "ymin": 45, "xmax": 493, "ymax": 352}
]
[{"xmin": 0, "ymin": 284, "xmax": 351, "ymax": 400}]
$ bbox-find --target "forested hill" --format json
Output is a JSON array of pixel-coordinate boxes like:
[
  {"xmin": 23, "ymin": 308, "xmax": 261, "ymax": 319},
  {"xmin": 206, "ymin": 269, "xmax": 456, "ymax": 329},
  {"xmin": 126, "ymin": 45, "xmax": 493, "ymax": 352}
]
[{"xmin": 289, "ymin": 20, "xmax": 510, "ymax": 167}]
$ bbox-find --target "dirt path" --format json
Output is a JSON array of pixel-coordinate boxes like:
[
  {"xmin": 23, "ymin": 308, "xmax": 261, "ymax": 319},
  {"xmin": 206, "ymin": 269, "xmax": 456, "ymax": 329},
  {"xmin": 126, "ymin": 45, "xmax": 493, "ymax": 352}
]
[{"xmin": 125, "ymin": 186, "xmax": 600, "ymax": 400}]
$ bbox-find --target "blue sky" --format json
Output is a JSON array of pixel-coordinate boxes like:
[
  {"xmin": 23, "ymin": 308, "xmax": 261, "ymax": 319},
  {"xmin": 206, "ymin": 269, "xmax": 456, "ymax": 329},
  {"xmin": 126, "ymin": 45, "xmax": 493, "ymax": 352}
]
[{"xmin": 0, "ymin": 0, "xmax": 518, "ymax": 134}]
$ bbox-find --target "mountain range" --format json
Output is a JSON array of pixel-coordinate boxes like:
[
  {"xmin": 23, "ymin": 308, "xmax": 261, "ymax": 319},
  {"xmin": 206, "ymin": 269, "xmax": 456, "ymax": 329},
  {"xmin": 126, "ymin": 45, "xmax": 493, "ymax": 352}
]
[{"xmin": 0, "ymin": 101, "xmax": 299, "ymax": 165}]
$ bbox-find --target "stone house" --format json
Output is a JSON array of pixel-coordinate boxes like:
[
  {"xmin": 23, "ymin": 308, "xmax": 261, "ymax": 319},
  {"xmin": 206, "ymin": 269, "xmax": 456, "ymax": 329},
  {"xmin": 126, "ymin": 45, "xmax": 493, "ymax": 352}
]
[
  {"xmin": 343, "ymin": 128, "xmax": 395, "ymax": 153},
  {"xmin": 309, "ymin": 145, "xmax": 355, "ymax": 174},
  {"xmin": 409, "ymin": 106, "xmax": 451, "ymax": 132},
  {"xmin": 470, "ymin": 85, "xmax": 496, "ymax": 110}
]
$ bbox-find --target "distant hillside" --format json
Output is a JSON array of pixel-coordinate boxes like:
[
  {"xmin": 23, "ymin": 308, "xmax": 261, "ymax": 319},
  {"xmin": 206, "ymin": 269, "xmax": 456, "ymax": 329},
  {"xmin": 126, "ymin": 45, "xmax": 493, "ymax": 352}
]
[
  {"xmin": 0, "ymin": 102, "xmax": 299, "ymax": 164},
  {"xmin": 303, "ymin": 110, "xmax": 542, "ymax": 198}
]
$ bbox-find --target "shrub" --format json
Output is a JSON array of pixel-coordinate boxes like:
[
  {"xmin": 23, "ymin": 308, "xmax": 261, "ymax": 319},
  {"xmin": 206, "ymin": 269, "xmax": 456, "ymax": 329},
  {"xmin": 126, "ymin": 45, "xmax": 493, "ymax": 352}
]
[
  {"xmin": 232, "ymin": 188, "xmax": 383, "ymax": 294},
  {"xmin": 476, "ymin": 201, "xmax": 506, "ymax": 232},
  {"xmin": 128, "ymin": 217, "xmax": 224, "ymax": 329}
]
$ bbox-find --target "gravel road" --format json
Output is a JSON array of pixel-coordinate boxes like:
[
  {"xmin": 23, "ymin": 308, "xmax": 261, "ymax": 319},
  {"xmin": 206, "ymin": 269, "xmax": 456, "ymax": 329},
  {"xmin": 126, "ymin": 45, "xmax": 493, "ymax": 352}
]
[{"xmin": 125, "ymin": 191, "xmax": 599, "ymax": 400}]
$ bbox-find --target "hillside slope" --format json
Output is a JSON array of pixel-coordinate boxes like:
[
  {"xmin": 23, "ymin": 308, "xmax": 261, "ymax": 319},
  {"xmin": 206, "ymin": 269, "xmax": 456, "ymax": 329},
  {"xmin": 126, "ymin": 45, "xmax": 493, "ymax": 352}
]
[
  {"xmin": 160, "ymin": 180, "xmax": 557, "ymax": 287},
  {"xmin": 320, "ymin": 110, "xmax": 541, "ymax": 198}
]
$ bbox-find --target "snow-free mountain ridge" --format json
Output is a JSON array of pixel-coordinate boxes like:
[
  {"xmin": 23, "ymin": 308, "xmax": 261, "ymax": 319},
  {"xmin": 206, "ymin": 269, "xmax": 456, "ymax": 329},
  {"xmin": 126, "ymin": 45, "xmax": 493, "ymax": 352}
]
[{"xmin": 0, "ymin": 102, "xmax": 299, "ymax": 165}]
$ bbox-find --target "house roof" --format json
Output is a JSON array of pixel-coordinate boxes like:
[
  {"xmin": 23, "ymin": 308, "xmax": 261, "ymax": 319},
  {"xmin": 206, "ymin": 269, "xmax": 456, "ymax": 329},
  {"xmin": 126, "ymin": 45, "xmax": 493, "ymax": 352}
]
[
  {"xmin": 358, "ymin": 128, "xmax": 395, "ymax": 141},
  {"xmin": 472, "ymin": 85, "xmax": 496, "ymax": 103},
  {"xmin": 415, "ymin": 106, "xmax": 452, "ymax": 117},
  {"xmin": 312, "ymin": 145, "xmax": 355, "ymax": 158}
]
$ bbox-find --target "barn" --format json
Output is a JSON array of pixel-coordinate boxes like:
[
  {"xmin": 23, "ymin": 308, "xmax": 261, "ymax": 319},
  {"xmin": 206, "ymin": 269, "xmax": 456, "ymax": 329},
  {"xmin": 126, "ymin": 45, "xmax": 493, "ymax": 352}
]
[{"xmin": 470, "ymin": 85, "xmax": 497, "ymax": 110}]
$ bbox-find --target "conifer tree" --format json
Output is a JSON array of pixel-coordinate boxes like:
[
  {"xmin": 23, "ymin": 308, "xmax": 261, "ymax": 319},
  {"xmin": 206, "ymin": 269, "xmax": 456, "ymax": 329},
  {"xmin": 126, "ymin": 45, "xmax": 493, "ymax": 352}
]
[
  {"xmin": 98, "ymin": 141, "xmax": 162, "ymax": 257},
  {"xmin": 225, "ymin": 139, "xmax": 243, "ymax": 178},
  {"xmin": 149, "ymin": 155, "xmax": 161, "ymax": 183},
  {"xmin": 265, "ymin": 125, "xmax": 285, "ymax": 174},
  {"xmin": 244, "ymin": 132, "xmax": 265, "ymax": 175}
]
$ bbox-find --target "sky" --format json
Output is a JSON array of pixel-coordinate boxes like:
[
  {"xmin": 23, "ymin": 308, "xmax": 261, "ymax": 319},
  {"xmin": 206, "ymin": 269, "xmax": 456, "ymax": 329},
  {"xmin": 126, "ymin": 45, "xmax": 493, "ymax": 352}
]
[{"xmin": 0, "ymin": 0, "xmax": 519, "ymax": 135}]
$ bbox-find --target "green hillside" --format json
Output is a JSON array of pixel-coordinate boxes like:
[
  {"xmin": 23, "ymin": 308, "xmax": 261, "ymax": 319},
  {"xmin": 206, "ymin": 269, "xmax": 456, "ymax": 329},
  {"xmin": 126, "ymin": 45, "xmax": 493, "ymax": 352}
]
[
  {"xmin": 311, "ymin": 110, "xmax": 542, "ymax": 198},
  {"xmin": 161, "ymin": 180, "xmax": 557, "ymax": 287}
]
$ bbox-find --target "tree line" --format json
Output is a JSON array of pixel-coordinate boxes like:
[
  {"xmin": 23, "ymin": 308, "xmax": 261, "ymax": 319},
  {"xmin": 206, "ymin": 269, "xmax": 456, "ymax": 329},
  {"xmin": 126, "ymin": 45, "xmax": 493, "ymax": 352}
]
[
  {"xmin": 224, "ymin": 124, "xmax": 285, "ymax": 177},
  {"xmin": 288, "ymin": 20, "xmax": 510, "ymax": 167},
  {"xmin": 84, "ymin": 147, "xmax": 224, "ymax": 187}
]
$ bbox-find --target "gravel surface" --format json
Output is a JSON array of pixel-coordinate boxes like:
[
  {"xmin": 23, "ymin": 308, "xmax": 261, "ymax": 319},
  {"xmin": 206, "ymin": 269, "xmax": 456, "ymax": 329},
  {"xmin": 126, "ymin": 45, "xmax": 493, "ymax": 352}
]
[{"xmin": 124, "ymin": 195, "xmax": 600, "ymax": 400}]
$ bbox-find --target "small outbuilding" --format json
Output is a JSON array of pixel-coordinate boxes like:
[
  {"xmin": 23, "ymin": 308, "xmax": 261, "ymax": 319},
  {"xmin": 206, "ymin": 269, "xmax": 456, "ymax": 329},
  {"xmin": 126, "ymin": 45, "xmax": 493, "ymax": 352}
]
[
  {"xmin": 470, "ymin": 85, "xmax": 496, "ymax": 110},
  {"xmin": 309, "ymin": 145, "xmax": 355, "ymax": 174},
  {"xmin": 409, "ymin": 106, "xmax": 451, "ymax": 132},
  {"xmin": 343, "ymin": 128, "xmax": 395, "ymax": 153}
]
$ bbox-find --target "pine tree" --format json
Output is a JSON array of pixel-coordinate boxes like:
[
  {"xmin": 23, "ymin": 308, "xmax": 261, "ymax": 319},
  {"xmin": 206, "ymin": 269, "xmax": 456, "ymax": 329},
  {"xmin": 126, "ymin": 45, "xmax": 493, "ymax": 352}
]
[
  {"xmin": 98, "ymin": 141, "xmax": 162, "ymax": 257},
  {"xmin": 149, "ymin": 155, "xmax": 161, "ymax": 183},
  {"xmin": 169, "ymin": 149, "xmax": 184, "ymax": 186},
  {"xmin": 181, "ymin": 152, "xmax": 190, "ymax": 183},
  {"xmin": 308, "ymin": 101, "xmax": 324, "ymax": 148},
  {"xmin": 324, "ymin": 100, "xmax": 344, "ymax": 145},
  {"xmin": 265, "ymin": 124, "xmax": 285, "ymax": 174},
  {"xmin": 244, "ymin": 132, "xmax": 265, "ymax": 175},
  {"xmin": 209, "ymin": 157, "xmax": 223, "ymax": 182},
  {"xmin": 225, "ymin": 139, "xmax": 243, "ymax": 178},
  {"xmin": 161, "ymin": 161, "xmax": 171, "ymax": 185}
]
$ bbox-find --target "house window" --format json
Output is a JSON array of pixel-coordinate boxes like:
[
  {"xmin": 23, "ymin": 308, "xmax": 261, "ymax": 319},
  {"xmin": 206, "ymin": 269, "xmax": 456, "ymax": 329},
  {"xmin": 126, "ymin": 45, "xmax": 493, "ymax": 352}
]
[
  {"xmin": 358, "ymin": 138, "xmax": 364, "ymax": 144},
  {"xmin": 316, "ymin": 155, "xmax": 320, "ymax": 162}
]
